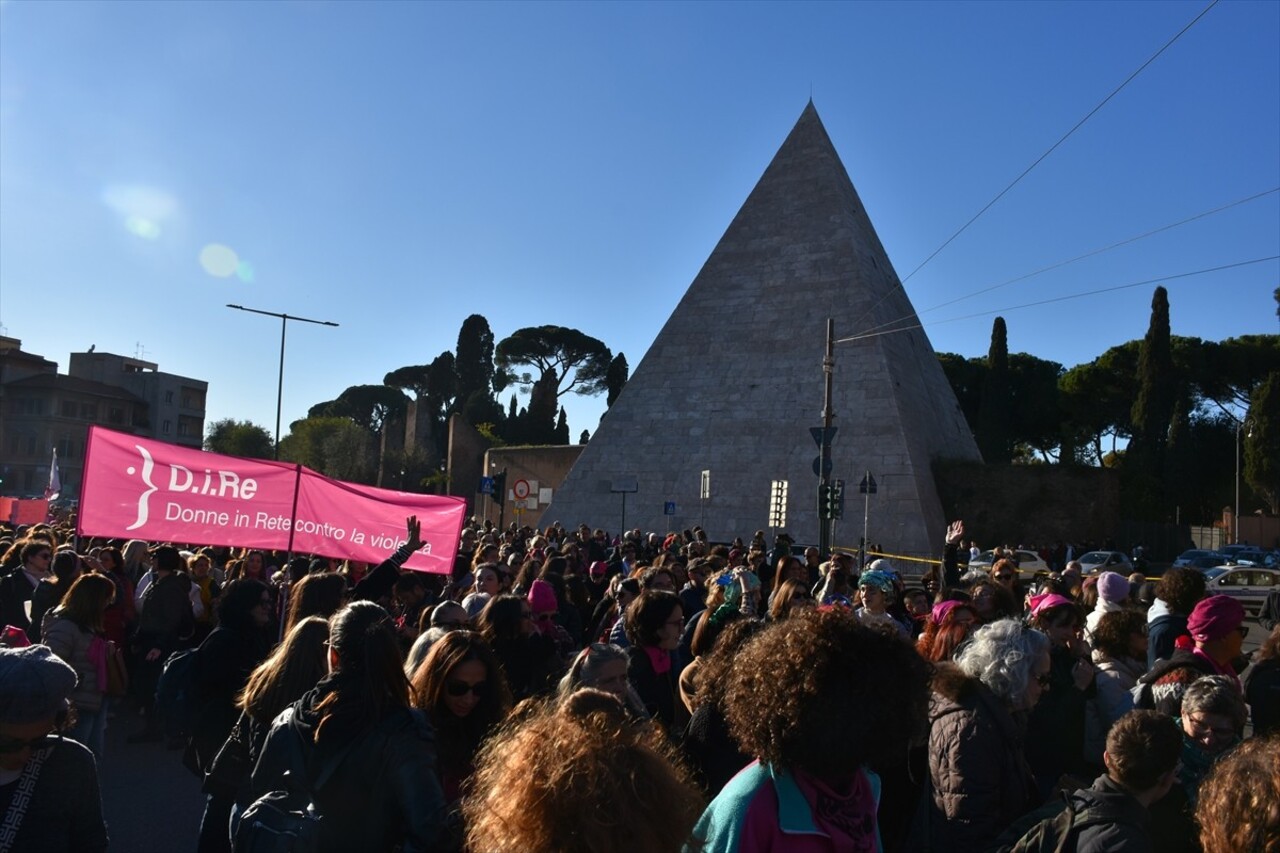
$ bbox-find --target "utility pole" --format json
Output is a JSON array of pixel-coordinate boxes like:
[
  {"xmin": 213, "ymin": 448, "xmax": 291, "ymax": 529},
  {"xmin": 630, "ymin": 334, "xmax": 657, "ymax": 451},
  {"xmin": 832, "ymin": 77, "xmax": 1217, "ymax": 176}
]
[{"xmin": 818, "ymin": 319, "xmax": 835, "ymax": 557}]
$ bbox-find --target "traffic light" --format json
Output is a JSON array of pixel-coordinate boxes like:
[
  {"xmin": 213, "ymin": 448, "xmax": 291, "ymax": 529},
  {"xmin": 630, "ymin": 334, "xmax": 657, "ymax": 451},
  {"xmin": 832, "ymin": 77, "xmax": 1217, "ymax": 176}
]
[
  {"xmin": 817, "ymin": 483, "xmax": 834, "ymax": 520},
  {"xmin": 831, "ymin": 479, "xmax": 845, "ymax": 520},
  {"xmin": 492, "ymin": 469, "xmax": 507, "ymax": 501}
]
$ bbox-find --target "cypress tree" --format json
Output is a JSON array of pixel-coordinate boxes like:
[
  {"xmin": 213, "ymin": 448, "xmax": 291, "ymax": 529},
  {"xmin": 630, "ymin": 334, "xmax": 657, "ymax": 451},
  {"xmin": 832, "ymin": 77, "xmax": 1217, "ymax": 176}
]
[
  {"xmin": 1126, "ymin": 287, "xmax": 1176, "ymax": 519},
  {"xmin": 976, "ymin": 317, "xmax": 1011, "ymax": 464}
]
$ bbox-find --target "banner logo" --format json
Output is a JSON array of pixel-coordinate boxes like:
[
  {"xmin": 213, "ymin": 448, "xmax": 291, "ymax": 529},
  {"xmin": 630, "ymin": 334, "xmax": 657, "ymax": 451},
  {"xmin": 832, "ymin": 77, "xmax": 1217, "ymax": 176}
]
[{"xmin": 125, "ymin": 444, "xmax": 159, "ymax": 531}]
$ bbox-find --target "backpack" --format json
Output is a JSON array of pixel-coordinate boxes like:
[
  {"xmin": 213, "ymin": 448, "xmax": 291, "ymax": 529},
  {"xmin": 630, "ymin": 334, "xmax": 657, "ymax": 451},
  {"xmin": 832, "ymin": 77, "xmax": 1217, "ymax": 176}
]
[
  {"xmin": 233, "ymin": 726, "xmax": 358, "ymax": 853},
  {"xmin": 154, "ymin": 646, "xmax": 201, "ymax": 737},
  {"xmin": 998, "ymin": 792, "xmax": 1108, "ymax": 853}
]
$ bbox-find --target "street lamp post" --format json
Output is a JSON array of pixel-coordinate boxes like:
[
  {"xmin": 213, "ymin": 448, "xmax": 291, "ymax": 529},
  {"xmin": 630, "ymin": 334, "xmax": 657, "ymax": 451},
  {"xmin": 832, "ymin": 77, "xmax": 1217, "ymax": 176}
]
[
  {"xmin": 1234, "ymin": 417, "xmax": 1253, "ymax": 544},
  {"xmin": 227, "ymin": 305, "xmax": 339, "ymax": 458}
]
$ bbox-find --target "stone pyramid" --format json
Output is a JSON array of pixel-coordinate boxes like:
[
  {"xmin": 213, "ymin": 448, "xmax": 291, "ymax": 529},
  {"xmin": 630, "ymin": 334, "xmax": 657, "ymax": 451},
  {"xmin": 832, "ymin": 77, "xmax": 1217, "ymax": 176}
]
[{"xmin": 545, "ymin": 102, "xmax": 981, "ymax": 556}]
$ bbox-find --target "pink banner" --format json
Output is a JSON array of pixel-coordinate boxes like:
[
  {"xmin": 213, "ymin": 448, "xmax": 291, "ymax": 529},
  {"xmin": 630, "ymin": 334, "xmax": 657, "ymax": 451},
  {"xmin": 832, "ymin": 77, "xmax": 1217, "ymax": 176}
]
[
  {"xmin": 77, "ymin": 426, "xmax": 465, "ymax": 573},
  {"xmin": 2, "ymin": 498, "xmax": 50, "ymax": 525}
]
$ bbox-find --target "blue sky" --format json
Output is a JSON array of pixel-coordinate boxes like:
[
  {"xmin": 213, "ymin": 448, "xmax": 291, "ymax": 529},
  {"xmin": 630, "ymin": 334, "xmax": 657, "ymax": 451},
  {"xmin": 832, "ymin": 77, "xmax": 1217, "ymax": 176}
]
[{"xmin": 2, "ymin": 1, "xmax": 1277, "ymax": 442}]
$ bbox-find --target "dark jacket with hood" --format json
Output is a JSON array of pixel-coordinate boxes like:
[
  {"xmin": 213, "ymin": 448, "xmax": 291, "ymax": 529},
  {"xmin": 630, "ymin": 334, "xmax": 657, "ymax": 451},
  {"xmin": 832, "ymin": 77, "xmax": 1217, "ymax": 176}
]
[
  {"xmin": 927, "ymin": 662, "xmax": 1038, "ymax": 853},
  {"xmin": 249, "ymin": 677, "xmax": 445, "ymax": 853},
  {"xmin": 1070, "ymin": 773, "xmax": 1154, "ymax": 853},
  {"xmin": 1133, "ymin": 649, "xmax": 1219, "ymax": 716},
  {"xmin": 136, "ymin": 570, "xmax": 194, "ymax": 653}
]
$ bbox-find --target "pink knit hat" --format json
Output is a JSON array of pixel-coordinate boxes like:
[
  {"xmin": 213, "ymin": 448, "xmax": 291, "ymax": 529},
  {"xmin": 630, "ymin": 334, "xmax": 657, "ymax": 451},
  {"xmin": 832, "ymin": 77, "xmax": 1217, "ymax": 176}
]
[
  {"xmin": 1187, "ymin": 595, "xmax": 1245, "ymax": 642},
  {"xmin": 527, "ymin": 579, "xmax": 558, "ymax": 614},
  {"xmin": 1029, "ymin": 593, "xmax": 1074, "ymax": 618},
  {"xmin": 1096, "ymin": 571, "xmax": 1130, "ymax": 604}
]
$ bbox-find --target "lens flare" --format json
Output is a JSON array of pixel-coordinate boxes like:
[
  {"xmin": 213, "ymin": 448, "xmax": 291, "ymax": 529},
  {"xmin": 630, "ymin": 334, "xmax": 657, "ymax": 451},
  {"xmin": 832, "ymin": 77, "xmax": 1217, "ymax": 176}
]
[
  {"xmin": 236, "ymin": 260, "xmax": 255, "ymax": 283},
  {"xmin": 199, "ymin": 244, "xmax": 240, "ymax": 278},
  {"xmin": 124, "ymin": 216, "xmax": 161, "ymax": 240}
]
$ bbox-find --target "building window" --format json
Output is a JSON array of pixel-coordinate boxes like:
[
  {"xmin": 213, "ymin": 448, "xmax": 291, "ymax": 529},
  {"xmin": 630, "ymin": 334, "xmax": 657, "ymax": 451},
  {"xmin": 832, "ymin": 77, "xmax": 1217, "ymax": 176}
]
[
  {"xmin": 177, "ymin": 421, "xmax": 188, "ymax": 436},
  {"xmin": 165, "ymin": 391, "xmax": 174, "ymax": 404},
  {"xmin": 162, "ymin": 419, "xmax": 171, "ymax": 434},
  {"xmin": 109, "ymin": 407, "xmax": 124, "ymax": 424},
  {"xmin": 80, "ymin": 403, "xmax": 98, "ymax": 420},
  {"xmin": 62, "ymin": 400, "xmax": 77, "ymax": 418}
]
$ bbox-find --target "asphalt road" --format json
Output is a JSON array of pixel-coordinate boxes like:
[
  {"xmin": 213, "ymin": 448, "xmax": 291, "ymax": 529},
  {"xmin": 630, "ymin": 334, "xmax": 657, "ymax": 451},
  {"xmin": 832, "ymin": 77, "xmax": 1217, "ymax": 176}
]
[{"xmin": 101, "ymin": 709, "xmax": 205, "ymax": 853}]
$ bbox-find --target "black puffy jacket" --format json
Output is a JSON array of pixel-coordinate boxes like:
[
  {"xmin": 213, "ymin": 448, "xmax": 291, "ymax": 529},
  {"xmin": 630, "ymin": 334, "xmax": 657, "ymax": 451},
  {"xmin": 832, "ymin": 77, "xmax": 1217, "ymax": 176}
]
[{"xmin": 249, "ymin": 680, "xmax": 445, "ymax": 853}]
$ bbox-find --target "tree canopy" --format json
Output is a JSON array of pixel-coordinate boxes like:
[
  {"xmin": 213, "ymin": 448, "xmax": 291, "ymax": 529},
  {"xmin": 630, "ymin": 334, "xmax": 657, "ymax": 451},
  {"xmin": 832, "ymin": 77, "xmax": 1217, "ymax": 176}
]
[{"xmin": 204, "ymin": 418, "xmax": 274, "ymax": 460}]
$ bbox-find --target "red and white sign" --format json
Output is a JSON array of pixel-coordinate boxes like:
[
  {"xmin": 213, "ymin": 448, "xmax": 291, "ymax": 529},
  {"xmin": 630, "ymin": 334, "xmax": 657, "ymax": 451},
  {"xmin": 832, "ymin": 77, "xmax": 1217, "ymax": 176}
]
[
  {"xmin": 76, "ymin": 427, "xmax": 465, "ymax": 573},
  {"xmin": 512, "ymin": 479, "xmax": 530, "ymax": 500}
]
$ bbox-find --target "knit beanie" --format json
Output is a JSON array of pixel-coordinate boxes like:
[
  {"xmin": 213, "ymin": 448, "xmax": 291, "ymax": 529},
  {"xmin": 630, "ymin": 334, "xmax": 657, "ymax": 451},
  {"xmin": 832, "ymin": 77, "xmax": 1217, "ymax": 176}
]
[
  {"xmin": 527, "ymin": 579, "xmax": 558, "ymax": 614},
  {"xmin": 1096, "ymin": 571, "xmax": 1130, "ymax": 604},
  {"xmin": 0, "ymin": 645, "xmax": 77, "ymax": 725},
  {"xmin": 1187, "ymin": 595, "xmax": 1245, "ymax": 643}
]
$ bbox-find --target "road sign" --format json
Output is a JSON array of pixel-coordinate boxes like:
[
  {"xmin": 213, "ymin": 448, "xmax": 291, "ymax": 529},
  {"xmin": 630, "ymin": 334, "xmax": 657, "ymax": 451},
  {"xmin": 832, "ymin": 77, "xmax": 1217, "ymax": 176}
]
[
  {"xmin": 610, "ymin": 478, "xmax": 639, "ymax": 494},
  {"xmin": 512, "ymin": 479, "xmax": 531, "ymax": 500},
  {"xmin": 700, "ymin": 470, "xmax": 711, "ymax": 500},
  {"xmin": 664, "ymin": 501, "xmax": 677, "ymax": 516},
  {"xmin": 812, "ymin": 455, "xmax": 833, "ymax": 477},
  {"xmin": 809, "ymin": 426, "xmax": 837, "ymax": 446},
  {"xmin": 859, "ymin": 474, "xmax": 877, "ymax": 495},
  {"xmin": 478, "ymin": 476, "xmax": 495, "ymax": 496}
]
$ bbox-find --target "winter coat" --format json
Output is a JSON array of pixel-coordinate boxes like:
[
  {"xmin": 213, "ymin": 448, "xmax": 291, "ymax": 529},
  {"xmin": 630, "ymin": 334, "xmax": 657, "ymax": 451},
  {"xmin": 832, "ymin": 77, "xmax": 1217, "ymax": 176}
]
[
  {"xmin": 0, "ymin": 737, "xmax": 108, "ymax": 853},
  {"xmin": 1146, "ymin": 599, "xmax": 1188, "ymax": 670},
  {"xmin": 187, "ymin": 625, "xmax": 272, "ymax": 774},
  {"xmin": 490, "ymin": 633, "xmax": 561, "ymax": 700},
  {"xmin": 1071, "ymin": 773, "xmax": 1154, "ymax": 853},
  {"xmin": 250, "ymin": 679, "xmax": 445, "ymax": 853},
  {"xmin": 135, "ymin": 570, "xmax": 194, "ymax": 653},
  {"xmin": 926, "ymin": 663, "xmax": 1038, "ymax": 853},
  {"xmin": 0, "ymin": 566, "xmax": 38, "ymax": 634},
  {"xmin": 1133, "ymin": 649, "xmax": 1219, "ymax": 716},
  {"xmin": 41, "ymin": 612, "xmax": 104, "ymax": 713},
  {"xmin": 628, "ymin": 644, "xmax": 686, "ymax": 735},
  {"xmin": 683, "ymin": 700, "xmax": 752, "ymax": 797},
  {"xmin": 1243, "ymin": 656, "xmax": 1280, "ymax": 736},
  {"xmin": 1026, "ymin": 644, "xmax": 1095, "ymax": 783},
  {"xmin": 1084, "ymin": 653, "xmax": 1143, "ymax": 764},
  {"xmin": 101, "ymin": 569, "xmax": 136, "ymax": 648}
]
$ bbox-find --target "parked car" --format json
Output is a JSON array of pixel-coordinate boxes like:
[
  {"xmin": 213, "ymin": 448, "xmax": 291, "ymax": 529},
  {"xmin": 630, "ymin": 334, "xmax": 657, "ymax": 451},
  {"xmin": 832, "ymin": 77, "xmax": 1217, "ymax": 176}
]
[
  {"xmin": 968, "ymin": 549, "xmax": 1050, "ymax": 578},
  {"xmin": 1200, "ymin": 567, "xmax": 1280, "ymax": 618},
  {"xmin": 1232, "ymin": 549, "xmax": 1279, "ymax": 568},
  {"xmin": 1077, "ymin": 550, "xmax": 1134, "ymax": 576},
  {"xmin": 1173, "ymin": 549, "xmax": 1225, "ymax": 568}
]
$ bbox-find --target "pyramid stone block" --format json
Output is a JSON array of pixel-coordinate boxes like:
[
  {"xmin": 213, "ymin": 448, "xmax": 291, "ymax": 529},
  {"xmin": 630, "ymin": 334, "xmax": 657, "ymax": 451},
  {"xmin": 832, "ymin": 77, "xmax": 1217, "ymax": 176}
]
[{"xmin": 545, "ymin": 102, "xmax": 981, "ymax": 556}]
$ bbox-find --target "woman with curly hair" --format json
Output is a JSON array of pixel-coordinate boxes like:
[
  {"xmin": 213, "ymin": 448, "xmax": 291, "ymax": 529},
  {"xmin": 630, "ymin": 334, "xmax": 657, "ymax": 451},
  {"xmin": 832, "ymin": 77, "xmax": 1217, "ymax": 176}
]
[
  {"xmin": 410, "ymin": 631, "xmax": 512, "ymax": 804},
  {"xmin": 915, "ymin": 600, "xmax": 976, "ymax": 663},
  {"xmin": 693, "ymin": 607, "xmax": 931, "ymax": 852},
  {"xmin": 681, "ymin": 619, "xmax": 764, "ymax": 796},
  {"xmin": 464, "ymin": 688, "xmax": 703, "ymax": 852},
  {"xmin": 1084, "ymin": 608, "xmax": 1148, "ymax": 765},
  {"xmin": 927, "ymin": 618, "xmax": 1050, "ymax": 853},
  {"xmin": 1195, "ymin": 732, "xmax": 1280, "ymax": 853}
]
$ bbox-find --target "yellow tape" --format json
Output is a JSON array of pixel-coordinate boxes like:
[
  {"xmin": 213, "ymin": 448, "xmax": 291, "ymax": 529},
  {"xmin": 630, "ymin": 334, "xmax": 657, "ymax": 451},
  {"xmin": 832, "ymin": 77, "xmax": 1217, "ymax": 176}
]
[{"xmin": 832, "ymin": 547, "xmax": 942, "ymax": 566}]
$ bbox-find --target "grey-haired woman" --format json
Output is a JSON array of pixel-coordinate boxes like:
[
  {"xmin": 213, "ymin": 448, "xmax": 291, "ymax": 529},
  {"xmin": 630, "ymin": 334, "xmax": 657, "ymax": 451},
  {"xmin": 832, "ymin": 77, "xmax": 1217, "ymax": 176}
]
[{"xmin": 926, "ymin": 618, "xmax": 1051, "ymax": 853}]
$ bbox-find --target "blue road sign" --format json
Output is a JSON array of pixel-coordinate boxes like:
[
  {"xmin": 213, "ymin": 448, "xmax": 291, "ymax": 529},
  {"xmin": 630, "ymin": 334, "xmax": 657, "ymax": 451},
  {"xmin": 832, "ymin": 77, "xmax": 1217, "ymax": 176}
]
[
  {"xmin": 812, "ymin": 456, "xmax": 834, "ymax": 477},
  {"xmin": 479, "ymin": 476, "xmax": 495, "ymax": 495},
  {"xmin": 809, "ymin": 426, "xmax": 838, "ymax": 446},
  {"xmin": 664, "ymin": 501, "xmax": 677, "ymax": 516}
]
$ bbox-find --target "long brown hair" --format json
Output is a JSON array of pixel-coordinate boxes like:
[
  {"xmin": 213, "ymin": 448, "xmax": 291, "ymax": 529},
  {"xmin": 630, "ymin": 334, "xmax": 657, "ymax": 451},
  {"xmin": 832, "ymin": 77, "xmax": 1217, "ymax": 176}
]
[
  {"xmin": 52, "ymin": 573, "xmax": 115, "ymax": 633},
  {"xmin": 239, "ymin": 616, "xmax": 330, "ymax": 723},
  {"xmin": 284, "ymin": 572, "xmax": 347, "ymax": 634},
  {"xmin": 410, "ymin": 631, "xmax": 512, "ymax": 769}
]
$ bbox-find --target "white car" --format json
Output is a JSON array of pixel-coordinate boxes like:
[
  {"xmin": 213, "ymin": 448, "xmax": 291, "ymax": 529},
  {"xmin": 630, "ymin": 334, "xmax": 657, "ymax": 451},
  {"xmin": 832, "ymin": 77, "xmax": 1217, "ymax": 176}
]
[
  {"xmin": 1077, "ymin": 551, "xmax": 1134, "ymax": 576},
  {"xmin": 1201, "ymin": 567, "xmax": 1280, "ymax": 618},
  {"xmin": 1173, "ymin": 549, "xmax": 1224, "ymax": 568},
  {"xmin": 968, "ymin": 549, "xmax": 1049, "ymax": 578}
]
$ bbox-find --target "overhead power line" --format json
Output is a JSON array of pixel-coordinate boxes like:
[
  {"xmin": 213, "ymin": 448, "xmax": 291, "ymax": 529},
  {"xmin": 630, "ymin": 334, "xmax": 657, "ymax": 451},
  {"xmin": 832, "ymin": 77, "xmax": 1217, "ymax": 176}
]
[
  {"xmin": 853, "ymin": 0, "xmax": 1222, "ymax": 335},
  {"xmin": 834, "ymin": 255, "xmax": 1279, "ymax": 345},
  {"xmin": 857, "ymin": 186, "xmax": 1279, "ymax": 339}
]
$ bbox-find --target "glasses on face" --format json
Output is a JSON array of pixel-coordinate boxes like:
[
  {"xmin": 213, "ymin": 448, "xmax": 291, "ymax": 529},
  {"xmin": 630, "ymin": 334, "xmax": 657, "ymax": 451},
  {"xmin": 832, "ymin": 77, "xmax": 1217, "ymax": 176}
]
[
  {"xmin": 1035, "ymin": 673, "xmax": 1052, "ymax": 688},
  {"xmin": 1236, "ymin": 625, "xmax": 1249, "ymax": 638},
  {"xmin": 994, "ymin": 574, "xmax": 1014, "ymax": 581},
  {"xmin": 445, "ymin": 680, "xmax": 489, "ymax": 699},
  {"xmin": 0, "ymin": 729, "xmax": 56, "ymax": 753},
  {"xmin": 1186, "ymin": 715, "xmax": 1235, "ymax": 740}
]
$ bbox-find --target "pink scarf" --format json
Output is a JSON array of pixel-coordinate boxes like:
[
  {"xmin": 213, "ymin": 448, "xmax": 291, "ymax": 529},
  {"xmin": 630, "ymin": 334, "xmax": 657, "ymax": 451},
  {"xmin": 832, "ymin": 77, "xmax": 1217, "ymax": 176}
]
[{"xmin": 644, "ymin": 645, "xmax": 672, "ymax": 675}]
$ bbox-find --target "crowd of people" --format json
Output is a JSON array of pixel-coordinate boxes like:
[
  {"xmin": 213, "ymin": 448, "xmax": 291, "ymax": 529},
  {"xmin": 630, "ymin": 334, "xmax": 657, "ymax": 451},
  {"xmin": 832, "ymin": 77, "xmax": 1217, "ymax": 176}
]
[{"xmin": 1, "ymin": 515, "xmax": 1278, "ymax": 852}]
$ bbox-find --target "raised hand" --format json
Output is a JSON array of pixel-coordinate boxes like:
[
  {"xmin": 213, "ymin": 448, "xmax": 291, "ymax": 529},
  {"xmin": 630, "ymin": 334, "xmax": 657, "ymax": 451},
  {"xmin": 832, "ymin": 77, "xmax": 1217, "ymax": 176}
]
[
  {"xmin": 405, "ymin": 516, "xmax": 425, "ymax": 551},
  {"xmin": 945, "ymin": 520, "xmax": 965, "ymax": 546}
]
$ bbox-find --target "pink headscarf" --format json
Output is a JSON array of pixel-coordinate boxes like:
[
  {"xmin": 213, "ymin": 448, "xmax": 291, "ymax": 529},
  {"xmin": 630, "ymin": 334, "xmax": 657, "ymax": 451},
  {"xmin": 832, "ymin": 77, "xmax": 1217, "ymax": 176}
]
[
  {"xmin": 1029, "ymin": 593, "xmax": 1074, "ymax": 618},
  {"xmin": 931, "ymin": 600, "xmax": 962, "ymax": 625}
]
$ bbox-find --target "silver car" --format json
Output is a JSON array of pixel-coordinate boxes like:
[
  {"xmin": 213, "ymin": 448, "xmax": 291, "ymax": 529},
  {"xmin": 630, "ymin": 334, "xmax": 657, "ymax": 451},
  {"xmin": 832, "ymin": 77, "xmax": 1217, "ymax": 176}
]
[{"xmin": 1201, "ymin": 567, "xmax": 1280, "ymax": 618}]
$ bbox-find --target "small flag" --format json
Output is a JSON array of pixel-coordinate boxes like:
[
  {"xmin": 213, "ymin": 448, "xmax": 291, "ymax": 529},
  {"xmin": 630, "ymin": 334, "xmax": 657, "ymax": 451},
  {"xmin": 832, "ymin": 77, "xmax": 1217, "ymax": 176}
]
[{"xmin": 44, "ymin": 447, "xmax": 61, "ymax": 500}]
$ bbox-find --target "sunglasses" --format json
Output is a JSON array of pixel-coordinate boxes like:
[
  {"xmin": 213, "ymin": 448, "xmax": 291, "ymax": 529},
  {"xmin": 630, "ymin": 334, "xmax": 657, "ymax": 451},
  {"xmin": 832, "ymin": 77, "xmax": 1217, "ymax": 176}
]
[
  {"xmin": 994, "ymin": 574, "xmax": 1014, "ymax": 581},
  {"xmin": 445, "ymin": 680, "xmax": 489, "ymax": 698}
]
